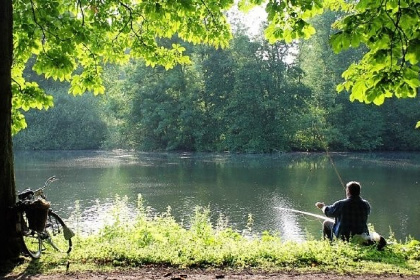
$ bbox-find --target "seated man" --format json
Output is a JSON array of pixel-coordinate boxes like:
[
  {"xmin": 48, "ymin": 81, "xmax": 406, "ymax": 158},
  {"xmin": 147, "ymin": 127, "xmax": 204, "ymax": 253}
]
[{"xmin": 315, "ymin": 181, "xmax": 386, "ymax": 250}]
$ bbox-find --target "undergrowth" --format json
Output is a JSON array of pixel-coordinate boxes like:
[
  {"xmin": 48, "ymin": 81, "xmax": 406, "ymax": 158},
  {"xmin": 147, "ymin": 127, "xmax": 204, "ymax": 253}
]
[{"xmin": 16, "ymin": 195, "xmax": 420, "ymax": 275}]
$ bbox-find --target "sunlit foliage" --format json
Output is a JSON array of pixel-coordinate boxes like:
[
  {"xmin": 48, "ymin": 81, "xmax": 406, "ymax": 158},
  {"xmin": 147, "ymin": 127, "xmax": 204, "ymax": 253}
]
[
  {"xmin": 20, "ymin": 195, "xmax": 420, "ymax": 275},
  {"xmin": 13, "ymin": 0, "xmax": 420, "ymax": 134},
  {"xmin": 12, "ymin": 0, "xmax": 234, "ymax": 134},
  {"xmin": 240, "ymin": 0, "xmax": 420, "ymax": 127}
]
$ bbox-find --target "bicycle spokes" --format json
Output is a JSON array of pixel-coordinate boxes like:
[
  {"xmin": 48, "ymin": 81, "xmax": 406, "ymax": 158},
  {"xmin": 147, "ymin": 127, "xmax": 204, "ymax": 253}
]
[{"xmin": 45, "ymin": 212, "xmax": 73, "ymax": 253}]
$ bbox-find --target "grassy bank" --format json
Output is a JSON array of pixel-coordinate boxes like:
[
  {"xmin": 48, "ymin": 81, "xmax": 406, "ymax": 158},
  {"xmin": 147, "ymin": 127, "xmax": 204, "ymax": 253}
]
[{"xmin": 9, "ymin": 195, "xmax": 420, "ymax": 276}]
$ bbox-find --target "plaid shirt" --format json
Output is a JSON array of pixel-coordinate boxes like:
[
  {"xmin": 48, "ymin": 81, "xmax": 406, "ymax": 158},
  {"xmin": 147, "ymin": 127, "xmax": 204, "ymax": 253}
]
[{"xmin": 324, "ymin": 196, "xmax": 370, "ymax": 239}]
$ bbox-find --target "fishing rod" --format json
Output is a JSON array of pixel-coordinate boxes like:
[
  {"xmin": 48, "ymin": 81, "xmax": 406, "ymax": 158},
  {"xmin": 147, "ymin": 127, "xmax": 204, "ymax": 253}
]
[
  {"xmin": 273, "ymin": 129, "xmax": 345, "ymax": 225},
  {"xmin": 275, "ymin": 207, "xmax": 384, "ymax": 243},
  {"xmin": 275, "ymin": 207, "xmax": 334, "ymax": 223}
]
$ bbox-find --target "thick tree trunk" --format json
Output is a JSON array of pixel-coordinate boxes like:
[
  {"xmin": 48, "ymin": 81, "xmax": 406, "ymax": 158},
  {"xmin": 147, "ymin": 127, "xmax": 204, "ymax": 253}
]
[{"xmin": 0, "ymin": 0, "xmax": 20, "ymax": 261}]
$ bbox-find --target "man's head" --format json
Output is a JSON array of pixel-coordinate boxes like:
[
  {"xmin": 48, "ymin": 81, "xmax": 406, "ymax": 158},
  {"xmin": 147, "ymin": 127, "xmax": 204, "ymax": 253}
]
[{"xmin": 346, "ymin": 181, "xmax": 361, "ymax": 197}]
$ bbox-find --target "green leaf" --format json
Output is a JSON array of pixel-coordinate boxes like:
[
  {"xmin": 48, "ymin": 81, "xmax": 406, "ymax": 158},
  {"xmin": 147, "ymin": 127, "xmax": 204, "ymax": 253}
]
[
  {"xmin": 406, "ymin": 40, "xmax": 420, "ymax": 64},
  {"xmin": 303, "ymin": 25, "xmax": 316, "ymax": 39},
  {"xmin": 330, "ymin": 31, "xmax": 347, "ymax": 53},
  {"xmin": 352, "ymin": 81, "xmax": 367, "ymax": 101},
  {"xmin": 336, "ymin": 83, "xmax": 345, "ymax": 92},
  {"xmin": 372, "ymin": 93, "xmax": 385, "ymax": 105}
]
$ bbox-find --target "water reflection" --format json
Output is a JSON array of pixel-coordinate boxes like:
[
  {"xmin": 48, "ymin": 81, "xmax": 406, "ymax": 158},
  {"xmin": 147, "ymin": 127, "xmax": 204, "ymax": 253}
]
[{"xmin": 14, "ymin": 151, "xmax": 420, "ymax": 241}]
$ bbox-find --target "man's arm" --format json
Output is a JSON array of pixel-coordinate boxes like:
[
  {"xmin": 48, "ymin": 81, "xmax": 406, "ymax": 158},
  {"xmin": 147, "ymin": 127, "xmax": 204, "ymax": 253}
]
[{"xmin": 318, "ymin": 200, "xmax": 344, "ymax": 218}]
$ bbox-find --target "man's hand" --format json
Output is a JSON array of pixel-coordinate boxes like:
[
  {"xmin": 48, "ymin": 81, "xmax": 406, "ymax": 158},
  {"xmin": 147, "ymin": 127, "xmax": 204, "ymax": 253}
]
[{"xmin": 315, "ymin": 202, "xmax": 325, "ymax": 209}]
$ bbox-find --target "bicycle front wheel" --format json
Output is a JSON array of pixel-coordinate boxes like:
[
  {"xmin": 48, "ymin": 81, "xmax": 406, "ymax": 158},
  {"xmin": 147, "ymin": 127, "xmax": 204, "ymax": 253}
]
[
  {"xmin": 44, "ymin": 211, "xmax": 73, "ymax": 253},
  {"xmin": 20, "ymin": 212, "xmax": 42, "ymax": 259}
]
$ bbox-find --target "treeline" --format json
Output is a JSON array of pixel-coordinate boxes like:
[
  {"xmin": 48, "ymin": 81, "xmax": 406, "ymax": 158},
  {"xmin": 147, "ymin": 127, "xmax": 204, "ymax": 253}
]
[{"xmin": 13, "ymin": 13, "xmax": 420, "ymax": 152}]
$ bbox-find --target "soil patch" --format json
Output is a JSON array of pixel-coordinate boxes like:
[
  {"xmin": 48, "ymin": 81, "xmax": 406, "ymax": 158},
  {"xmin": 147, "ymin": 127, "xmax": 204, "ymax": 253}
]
[{"xmin": 2, "ymin": 267, "xmax": 420, "ymax": 280}]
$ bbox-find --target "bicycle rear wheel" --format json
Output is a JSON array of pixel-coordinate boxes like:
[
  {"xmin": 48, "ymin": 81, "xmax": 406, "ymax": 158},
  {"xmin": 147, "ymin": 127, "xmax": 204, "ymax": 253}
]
[
  {"xmin": 44, "ymin": 211, "xmax": 73, "ymax": 253},
  {"xmin": 20, "ymin": 212, "xmax": 42, "ymax": 259}
]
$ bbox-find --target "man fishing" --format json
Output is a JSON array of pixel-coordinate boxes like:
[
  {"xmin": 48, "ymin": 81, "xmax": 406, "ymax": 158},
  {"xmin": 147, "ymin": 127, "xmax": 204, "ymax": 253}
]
[{"xmin": 315, "ymin": 181, "xmax": 387, "ymax": 250}]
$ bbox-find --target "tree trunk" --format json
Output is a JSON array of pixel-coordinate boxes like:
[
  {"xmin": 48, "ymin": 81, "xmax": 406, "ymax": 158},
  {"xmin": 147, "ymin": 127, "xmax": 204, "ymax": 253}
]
[{"xmin": 0, "ymin": 0, "xmax": 20, "ymax": 261}]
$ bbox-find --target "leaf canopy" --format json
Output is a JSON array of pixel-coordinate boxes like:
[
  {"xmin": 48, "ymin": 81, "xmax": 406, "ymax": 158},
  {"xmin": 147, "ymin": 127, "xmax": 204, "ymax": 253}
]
[
  {"xmin": 12, "ymin": 0, "xmax": 234, "ymax": 133},
  {"xmin": 241, "ymin": 0, "xmax": 420, "ymax": 107},
  {"xmin": 13, "ymin": 0, "xmax": 420, "ymax": 133}
]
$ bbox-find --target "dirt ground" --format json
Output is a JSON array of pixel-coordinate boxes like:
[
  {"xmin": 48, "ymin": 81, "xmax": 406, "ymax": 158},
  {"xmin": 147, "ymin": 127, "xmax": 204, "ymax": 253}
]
[{"xmin": 2, "ymin": 267, "xmax": 420, "ymax": 280}]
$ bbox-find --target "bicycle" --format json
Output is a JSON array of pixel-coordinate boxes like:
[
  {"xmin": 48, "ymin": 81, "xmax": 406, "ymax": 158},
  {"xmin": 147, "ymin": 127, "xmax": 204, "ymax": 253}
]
[{"xmin": 16, "ymin": 176, "xmax": 75, "ymax": 258}]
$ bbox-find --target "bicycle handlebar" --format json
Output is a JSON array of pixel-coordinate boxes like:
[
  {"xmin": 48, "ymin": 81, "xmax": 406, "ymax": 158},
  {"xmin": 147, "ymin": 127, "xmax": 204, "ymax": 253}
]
[
  {"xmin": 35, "ymin": 176, "xmax": 58, "ymax": 192},
  {"xmin": 18, "ymin": 176, "xmax": 58, "ymax": 201}
]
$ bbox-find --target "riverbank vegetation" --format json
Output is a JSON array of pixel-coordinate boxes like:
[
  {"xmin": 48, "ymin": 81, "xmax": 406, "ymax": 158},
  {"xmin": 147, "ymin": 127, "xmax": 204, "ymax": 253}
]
[
  {"xmin": 8, "ymin": 195, "xmax": 420, "ymax": 276},
  {"xmin": 13, "ymin": 13, "xmax": 420, "ymax": 153}
]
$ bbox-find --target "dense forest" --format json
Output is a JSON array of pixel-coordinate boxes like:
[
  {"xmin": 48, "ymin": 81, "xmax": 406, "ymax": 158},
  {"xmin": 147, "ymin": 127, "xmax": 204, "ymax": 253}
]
[{"xmin": 13, "ymin": 14, "xmax": 420, "ymax": 152}]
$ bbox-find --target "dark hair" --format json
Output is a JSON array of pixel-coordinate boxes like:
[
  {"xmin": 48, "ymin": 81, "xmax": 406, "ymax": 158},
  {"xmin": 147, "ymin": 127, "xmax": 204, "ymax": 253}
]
[{"xmin": 346, "ymin": 181, "xmax": 361, "ymax": 196}]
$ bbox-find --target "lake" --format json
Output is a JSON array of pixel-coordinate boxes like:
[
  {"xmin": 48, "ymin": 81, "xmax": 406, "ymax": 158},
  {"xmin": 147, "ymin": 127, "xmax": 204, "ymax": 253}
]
[{"xmin": 14, "ymin": 150, "xmax": 420, "ymax": 241}]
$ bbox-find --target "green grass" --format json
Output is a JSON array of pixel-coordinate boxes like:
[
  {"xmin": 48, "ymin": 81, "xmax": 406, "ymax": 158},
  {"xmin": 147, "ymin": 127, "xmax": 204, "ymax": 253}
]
[{"xmin": 9, "ymin": 195, "xmax": 420, "ymax": 276}]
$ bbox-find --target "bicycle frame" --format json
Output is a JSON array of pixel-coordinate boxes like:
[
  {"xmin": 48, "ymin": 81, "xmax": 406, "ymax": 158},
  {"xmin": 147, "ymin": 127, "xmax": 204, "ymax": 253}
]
[{"xmin": 16, "ymin": 176, "xmax": 74, "ymax": 258}]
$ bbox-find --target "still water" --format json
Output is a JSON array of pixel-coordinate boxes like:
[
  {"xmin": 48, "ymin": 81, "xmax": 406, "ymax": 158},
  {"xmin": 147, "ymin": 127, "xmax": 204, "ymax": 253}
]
[{"xmin": 14, "ymin": 150, "xmax": 420, "ymax": 241}]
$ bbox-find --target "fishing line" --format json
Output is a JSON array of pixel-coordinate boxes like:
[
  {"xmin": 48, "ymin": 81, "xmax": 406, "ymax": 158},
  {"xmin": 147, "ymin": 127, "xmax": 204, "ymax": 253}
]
[
  {"xmin": 302, "ymin": 160, "xmax": 314, "ymax": 189},
  {"xmin": 314, "ymin": 126, "xmax": 345, "ymax": 189},
  {"xmin": 274, "ymin": 125, "xmax": 344, "ymax": 228},
  {"xmin": 325, "ymin": 147, "xmax": 345, "ymax": 189}
]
